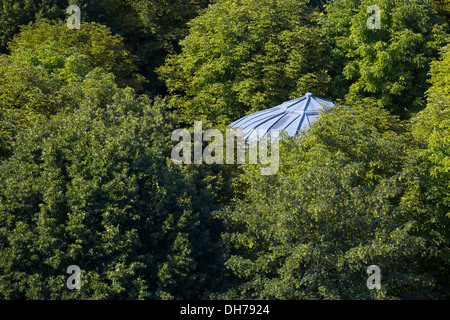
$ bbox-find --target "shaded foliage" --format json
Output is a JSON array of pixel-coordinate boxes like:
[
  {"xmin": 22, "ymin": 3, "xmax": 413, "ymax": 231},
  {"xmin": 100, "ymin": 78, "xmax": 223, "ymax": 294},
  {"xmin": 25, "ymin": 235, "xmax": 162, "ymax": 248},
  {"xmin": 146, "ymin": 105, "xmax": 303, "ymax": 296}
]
[
  {"xmin": 0, "ymin": 0, "xmax": 448, "ymax": 301},
  {"xmin": 0, "ymin": 76, "xmax": 226, "ymax": 299},
  {"xmin": 158, "ymin": 0, "xmax": 331, "ymax": 125},
  {"xmin": 215, "ymin": 105, "xmax": 447, "ymax": 299}
]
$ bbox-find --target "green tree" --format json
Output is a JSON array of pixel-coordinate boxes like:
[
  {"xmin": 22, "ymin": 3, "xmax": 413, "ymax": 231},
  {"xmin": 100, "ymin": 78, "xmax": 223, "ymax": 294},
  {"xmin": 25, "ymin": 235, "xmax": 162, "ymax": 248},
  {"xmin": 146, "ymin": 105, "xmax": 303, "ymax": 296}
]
[
  {"xmin": 408, "ymin": 43, "xmax": 450, "ymax": 296},
  {"xmin": 215, "ymin": 104, "xmax": 445, "ymax": 299},
  {"xmin": 158, "ymin": 0, "xmax": 331, "ymax": 125},
  {"xmin": 0, "ymin": 0, "xmax": 211, "ymax": 95},
  {"xmin": 0, "ymin": 55, "xmax": 66, "ymax": 117},
  {"xmin": 77, "ymin": 0, "xmax": 211, "ymax": 95},
  {"xmin": 0, "ymin": 20, "xmax": 145, "ymax": 163},
  {"xmin": 0, "ymin": 0, "xmax": 65, "ymax": 52},
  {"xmin": 0, "ymin": 0, "xmax": 132, "ymax": 53},
  {"xmin": 412, "ymin": 43, "xmax": 450, "ymax": 140},
  {"xmin": 322, "ymin": 0, "xmax": 449, "ymax": 118},
  {"xmin": 8, "ymin": 19, "xmax": 145, "ymax": 90},
  {"xmin": 0, "ymin": 75, "xmax": 225, "ymax": 299},
  {"xmin": 432, "ymin": 0, "xmax": 450, "ymax": 22},
  {"xmin": 0, "ymin": 20, "xmax": 144, "ymax": 118}
]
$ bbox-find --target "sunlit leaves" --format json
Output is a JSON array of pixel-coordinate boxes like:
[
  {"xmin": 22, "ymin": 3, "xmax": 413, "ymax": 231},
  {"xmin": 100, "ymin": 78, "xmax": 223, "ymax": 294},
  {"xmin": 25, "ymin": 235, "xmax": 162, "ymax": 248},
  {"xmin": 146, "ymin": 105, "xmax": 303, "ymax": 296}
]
[
  {"xmin": 0, "ymin": 84, "xmax": 223, "ymax": 299},
  {"xmin": 216, "ymin": 105, "xmax": 444, "ymax": 299},
  {"xmin": 323, "ymin": 0, "xmax": 449, "ymax": 118},
  {"xmin": 158, "ymin": 0, "xmax": 331, "ymax": 125}
]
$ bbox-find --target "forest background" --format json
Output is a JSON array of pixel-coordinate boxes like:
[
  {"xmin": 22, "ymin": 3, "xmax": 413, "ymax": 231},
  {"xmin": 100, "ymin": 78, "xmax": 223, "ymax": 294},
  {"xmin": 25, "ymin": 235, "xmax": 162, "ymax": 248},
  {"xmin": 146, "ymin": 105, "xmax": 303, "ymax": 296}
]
[{"xmin": 0, "ymin": 0, "xmax": 449, "ymax": 299}]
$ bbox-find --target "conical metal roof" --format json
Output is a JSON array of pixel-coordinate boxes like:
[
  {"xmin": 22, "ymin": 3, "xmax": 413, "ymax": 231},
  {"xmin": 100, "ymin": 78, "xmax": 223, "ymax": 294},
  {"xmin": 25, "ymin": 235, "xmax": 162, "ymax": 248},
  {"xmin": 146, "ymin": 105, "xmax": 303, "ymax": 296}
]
[{"xmin": 229, "ymin": 92, "xmax": 335, "ymax": 141}]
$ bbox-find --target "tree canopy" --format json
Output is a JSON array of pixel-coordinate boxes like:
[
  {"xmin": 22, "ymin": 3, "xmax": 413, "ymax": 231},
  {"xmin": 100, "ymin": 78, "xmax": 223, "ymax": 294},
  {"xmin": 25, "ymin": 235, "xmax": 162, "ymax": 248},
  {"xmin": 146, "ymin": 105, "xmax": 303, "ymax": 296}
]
[
  {"xmin": 215, "ymin": 104, "xmax": 447, "ymax": 299},
  {"xmin": 158, "ymin": 0, "xmax": 331, "ymax": 125},
  {"xmin": 0, "ymin": 78, "xmax": 225, "ymax": 299},
  {"xmin": 322, "ymin": 0, "xmax": 449, "ymax": 118},
  {"xmin": 0, "ymin": 0, "xmax": 448, "ymax": 301},
  {"xmin": 409, "ymin": 43, "xmax": 450, "ymax": 290}
]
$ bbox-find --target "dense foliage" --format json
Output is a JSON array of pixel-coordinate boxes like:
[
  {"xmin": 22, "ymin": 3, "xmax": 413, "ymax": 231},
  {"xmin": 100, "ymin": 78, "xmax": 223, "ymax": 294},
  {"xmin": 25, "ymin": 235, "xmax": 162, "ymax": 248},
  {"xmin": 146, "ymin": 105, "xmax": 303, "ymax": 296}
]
[
  {"xmin": 216, "ymin": 104, "xmax": 447, "ymax": 299},
  {"xmin": 0, "ymin": 0, "xmax": 448, "ymax": 300},
  {"xmin": 0, "ymin": 78, "xmax": 226, "ymax": 299},
  {"xmin": 322, "ymin": 0, "xmax": 448, "ymax": 118}
]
